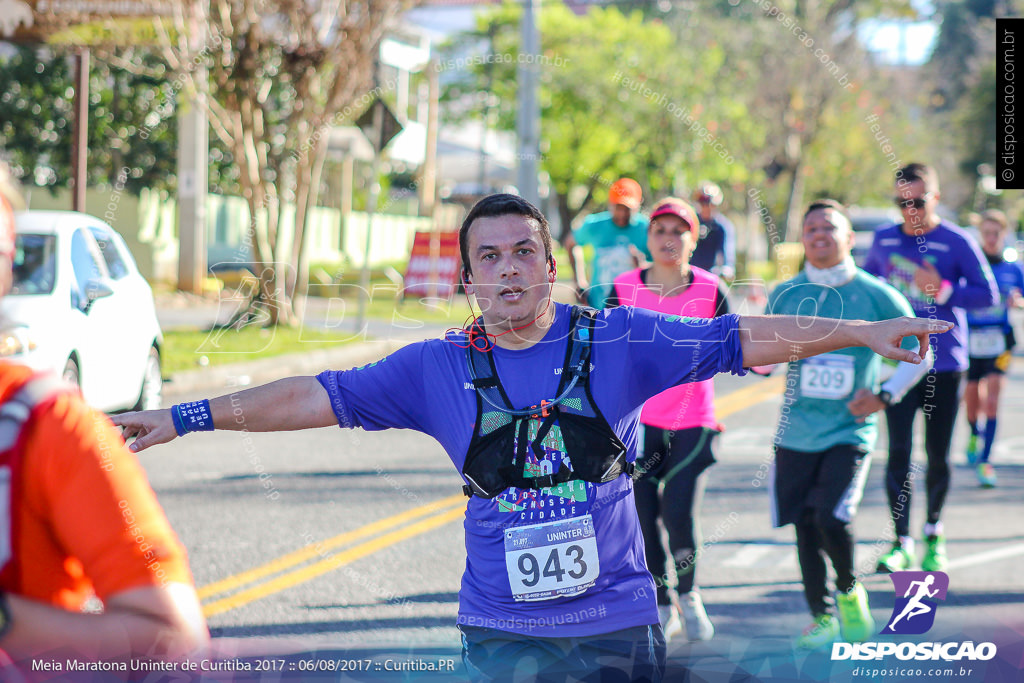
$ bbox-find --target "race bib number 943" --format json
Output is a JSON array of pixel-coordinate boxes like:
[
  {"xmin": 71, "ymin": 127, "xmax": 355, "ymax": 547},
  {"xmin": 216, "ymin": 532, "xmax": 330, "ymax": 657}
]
[
  {"xmin": 800, "ymin": 354, "xmax": 855, "ymax": 400},
  {"xmin": 504, "ymin": 515, "xmax": 599, "ymax": 601}
]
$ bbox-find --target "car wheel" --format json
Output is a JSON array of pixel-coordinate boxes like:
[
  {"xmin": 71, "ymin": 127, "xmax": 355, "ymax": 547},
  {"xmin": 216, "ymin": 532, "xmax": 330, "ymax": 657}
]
[
  {"xmin": 133, "ymin": 346, "xmax": 162, "ymax": 411},
  {"xmin": 63, "ymin": 357, "xmax": 80, "ymax": 387}
]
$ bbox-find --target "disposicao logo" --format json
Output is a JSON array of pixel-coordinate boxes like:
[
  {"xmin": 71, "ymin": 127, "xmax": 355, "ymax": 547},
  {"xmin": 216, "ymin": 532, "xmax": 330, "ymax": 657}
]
[
  {"xmin": 881, "ymin": 570, "xmax": 948, "ymax": 635},
  {"xmin": 831, "ymin": 571, "xmax": 997, "ymax": 663}
]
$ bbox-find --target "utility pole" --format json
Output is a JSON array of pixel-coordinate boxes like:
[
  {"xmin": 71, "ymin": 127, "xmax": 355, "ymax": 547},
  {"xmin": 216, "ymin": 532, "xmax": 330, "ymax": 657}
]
[
  {"xmin": 71, "ymin": 48, "xmax": 89, "ymax": 212},
  {"xmin": 177, "ymin": 5, "xmax": 209, "ymax": 294},
  {"xmin": 516, "ymin": 0, "xmax": 540, "ymax": 204}
]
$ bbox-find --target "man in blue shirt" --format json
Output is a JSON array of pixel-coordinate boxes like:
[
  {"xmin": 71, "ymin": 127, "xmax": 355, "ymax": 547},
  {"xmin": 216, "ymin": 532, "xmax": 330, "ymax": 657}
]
[
  {"xmin": 864, "ymin": 163, "xmax": 998, "ymax": 573},
  {"xmin": 691, "ymin": 182, "xmax": 736, "ymax": 281},
  {"xmin": 115, "ymin": 195, "xmax": 950, "ymax": 682},
  {"xmin": 964, "ymin": 209, "xmax": 1024, "ymax": 487}
]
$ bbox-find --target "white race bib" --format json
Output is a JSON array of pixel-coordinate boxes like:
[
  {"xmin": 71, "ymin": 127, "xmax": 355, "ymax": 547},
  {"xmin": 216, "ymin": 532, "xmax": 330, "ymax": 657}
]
[
  {"xmin": 969, "ymin": 327, "xmax": 1006, "ymax": 358},
  {"xmin": 800, "ymin": 354, "xmax": 855, "ymax": 400},
  {"xmin": 504, "ymin": 515, "xmax": 600, "ymax": 602}
]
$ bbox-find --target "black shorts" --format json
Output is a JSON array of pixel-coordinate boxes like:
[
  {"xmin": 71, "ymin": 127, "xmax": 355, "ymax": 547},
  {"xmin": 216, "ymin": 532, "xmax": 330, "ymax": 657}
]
[
  {"xmin": 771, "ymin": 444, "xmax": 870, "ymax": 528},
  {"xmin": 968, "ymin": 349, "xmax": 1013, "ymax": 381}
]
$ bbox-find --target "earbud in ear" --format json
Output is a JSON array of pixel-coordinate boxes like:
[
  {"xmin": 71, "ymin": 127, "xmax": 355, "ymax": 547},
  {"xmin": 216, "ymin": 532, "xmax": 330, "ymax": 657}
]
[{"xmin": 548, "ymin": 256, "xmax": 557, "ymax": 282}]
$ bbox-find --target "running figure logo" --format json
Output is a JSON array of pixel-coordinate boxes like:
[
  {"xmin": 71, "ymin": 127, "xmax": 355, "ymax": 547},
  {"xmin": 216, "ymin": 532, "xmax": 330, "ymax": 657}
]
[{"xmin": 881, "ymin": 571, "xmax": 949, "ymax": 635}]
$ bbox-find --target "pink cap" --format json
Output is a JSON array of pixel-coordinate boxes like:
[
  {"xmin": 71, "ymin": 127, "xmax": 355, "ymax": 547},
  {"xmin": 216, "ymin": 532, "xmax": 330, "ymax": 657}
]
[{"xmin": 649, "ymin": 197, "xmax": 699, "ymax": 239}]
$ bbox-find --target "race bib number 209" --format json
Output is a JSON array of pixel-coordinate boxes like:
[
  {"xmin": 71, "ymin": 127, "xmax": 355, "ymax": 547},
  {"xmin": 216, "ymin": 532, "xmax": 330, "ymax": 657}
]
[
  {"xmin": 504, "ymin": 515, "xmax": 600, "ymax": 602},
  {"xmin": 800, "ymin": 354, "xmax": 855, "ymax": 400}
]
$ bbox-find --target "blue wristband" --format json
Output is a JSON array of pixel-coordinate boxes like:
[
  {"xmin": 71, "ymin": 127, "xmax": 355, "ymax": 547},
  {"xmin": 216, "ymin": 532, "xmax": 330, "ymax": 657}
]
[
  {"xmin": 171, "ymin": 405, "xmax": 187, "ymax": 437},
  {"xmin": 174, "ymin": 400, "xmax": 215, "ymax": 433}
]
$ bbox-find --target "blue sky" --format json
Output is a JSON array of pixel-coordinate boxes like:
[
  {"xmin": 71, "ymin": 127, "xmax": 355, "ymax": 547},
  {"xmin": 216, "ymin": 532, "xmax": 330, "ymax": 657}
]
[{"xmin": 859, "ymin": 19, "xmax": 938, "ymax": 65}]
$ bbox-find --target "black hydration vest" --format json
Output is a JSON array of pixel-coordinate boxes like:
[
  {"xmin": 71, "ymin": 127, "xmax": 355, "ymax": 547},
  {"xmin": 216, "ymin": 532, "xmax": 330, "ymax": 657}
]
[{"xmin": 460, "ymin": 306, "xmax": 632, "ymax": 498}]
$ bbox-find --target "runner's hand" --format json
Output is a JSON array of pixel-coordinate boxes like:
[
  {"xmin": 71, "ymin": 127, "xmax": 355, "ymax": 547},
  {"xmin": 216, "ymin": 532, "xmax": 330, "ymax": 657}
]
[
  {"xmin": 111, "ymin": 410, "xmax": 178, "ymax": 453},
  {"xmin": 860, "ymin": 317, "xmax": 952, "ymax": 364},
  {"xmin": 913, "ymin": 260, "xmax": 943, "ymax": 299},
  {"xmin": 847, "ymin": 388, "xmax": 886, "ymax": 422}
]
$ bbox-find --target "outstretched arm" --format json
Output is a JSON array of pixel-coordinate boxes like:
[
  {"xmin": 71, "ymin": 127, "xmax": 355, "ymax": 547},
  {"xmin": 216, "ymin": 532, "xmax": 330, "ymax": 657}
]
[
  {"xmin": 112, "ymin": 376, "xmax": 335, "ymax": 453},
  {"xmin": 737, "ymin": 315, "xmax": 953, "ymax": 368}
]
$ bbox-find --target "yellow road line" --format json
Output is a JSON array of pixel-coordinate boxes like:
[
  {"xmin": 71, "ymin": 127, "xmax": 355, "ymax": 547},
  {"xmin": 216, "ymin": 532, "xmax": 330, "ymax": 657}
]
[
  {"xmin": 197, "ymin": 493, "xmax": 465, "ymax": 600},
  {"xmin": 201, "ymin": 505, "xmax": 467, "ymax": 617},
  {"xmin": 714, "ymin": 375, "xmax": 785, "ymax": 419},
  {"xmin": 197, "ymin": 379, "xmax": 786, "ymax": 616}
]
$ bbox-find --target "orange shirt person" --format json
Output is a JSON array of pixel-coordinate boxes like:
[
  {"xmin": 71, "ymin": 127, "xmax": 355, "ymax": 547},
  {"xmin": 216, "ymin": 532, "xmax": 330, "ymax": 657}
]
[{"xmin": 0, "ymin": 164, "xmax": 207, "ymax": 664}]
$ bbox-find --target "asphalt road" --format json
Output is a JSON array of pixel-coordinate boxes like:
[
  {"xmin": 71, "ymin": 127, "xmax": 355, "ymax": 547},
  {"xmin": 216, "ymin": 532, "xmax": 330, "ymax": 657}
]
[{"xmin": 138, "ymin": 344, "xmax": 1024, "ymax": 682}]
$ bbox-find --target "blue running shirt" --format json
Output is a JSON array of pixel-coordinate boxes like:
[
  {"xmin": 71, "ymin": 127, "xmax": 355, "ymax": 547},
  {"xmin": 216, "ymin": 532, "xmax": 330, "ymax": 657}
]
[{"xmin": 316, "ymin": 303, "xmax": 746, "ymax": 637}]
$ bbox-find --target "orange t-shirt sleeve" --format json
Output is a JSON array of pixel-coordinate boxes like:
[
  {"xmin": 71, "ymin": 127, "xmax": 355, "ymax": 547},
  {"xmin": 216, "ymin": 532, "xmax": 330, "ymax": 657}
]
[{"xmin": 24, "ymin": 393, "xmax": 194, "ymax": 599}]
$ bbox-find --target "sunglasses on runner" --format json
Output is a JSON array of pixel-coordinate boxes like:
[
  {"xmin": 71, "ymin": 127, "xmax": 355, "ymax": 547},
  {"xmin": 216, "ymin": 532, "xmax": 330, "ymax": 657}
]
[{"xmin": 893, "ymin": 193, "xmax": 933, "ymax": 210}]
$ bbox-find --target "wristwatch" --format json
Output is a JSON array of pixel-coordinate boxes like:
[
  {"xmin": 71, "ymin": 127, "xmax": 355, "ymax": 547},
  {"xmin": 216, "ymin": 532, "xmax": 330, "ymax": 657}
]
[{"xmin": 877, "ymin": 390, "xmax": 894, "ymax": 407}]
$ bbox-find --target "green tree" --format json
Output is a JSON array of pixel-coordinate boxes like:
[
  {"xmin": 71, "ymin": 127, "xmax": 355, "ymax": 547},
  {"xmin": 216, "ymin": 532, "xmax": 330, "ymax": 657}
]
[
  {"xmin": 0, "ymin": 46, "xmax": 178, "ymax": 195},
  {"xmin": 658, "ymin": 0, "xmax": 920, "ymax": 240},
  {"xmin": 923, "ymin": 0, "xmax": 1021, "ymax": 215},
  {"xmin": 156, "ymin": 0, "xmax": 409, "ymax": 326},
  {"xmin": 442, "ymin": 2, "xmax": 732, "ymax": 238}
]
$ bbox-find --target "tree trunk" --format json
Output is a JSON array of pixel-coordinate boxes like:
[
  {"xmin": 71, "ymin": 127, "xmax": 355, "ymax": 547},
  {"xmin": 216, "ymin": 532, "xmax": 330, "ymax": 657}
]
[
  {"xmin": 289, "ymin": 136, "xmax": 330, "ymax": 321},
  {"xmin": 266, "ymin": 183, "xmax": 295, "ymax": 327},
  {"xmin": 556, "ymin": 191, "xmax": 574, "ymax": 244},
  {"xmin": 783, "ymin": 162, "xmax": 806, "ymax": 243}
]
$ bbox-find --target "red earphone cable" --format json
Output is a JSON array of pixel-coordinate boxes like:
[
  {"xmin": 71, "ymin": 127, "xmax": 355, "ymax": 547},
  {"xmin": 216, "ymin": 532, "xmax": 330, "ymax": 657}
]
[{"xmin": 445, "ymin": 273, "xmax": 555, "ymax": 352}]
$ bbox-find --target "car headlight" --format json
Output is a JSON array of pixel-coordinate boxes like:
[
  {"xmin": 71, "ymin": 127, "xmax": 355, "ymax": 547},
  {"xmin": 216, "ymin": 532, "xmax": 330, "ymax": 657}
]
[{"xmin": 0, "ymin": 328, "xmax": 37, "ymax": 357}]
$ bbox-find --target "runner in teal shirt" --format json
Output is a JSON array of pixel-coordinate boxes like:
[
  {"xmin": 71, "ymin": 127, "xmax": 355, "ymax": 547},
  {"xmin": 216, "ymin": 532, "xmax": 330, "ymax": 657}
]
[
  {"xmin": 764, "ymin": 199, "xmax": 930, "ymax": 651},
  {"xmin": 566, "ymin": 177, "xmax": 650, "ymax": 309},
  {"xmin": 769, "ymin": 272, "xmax": 915, "ymax": 453}
]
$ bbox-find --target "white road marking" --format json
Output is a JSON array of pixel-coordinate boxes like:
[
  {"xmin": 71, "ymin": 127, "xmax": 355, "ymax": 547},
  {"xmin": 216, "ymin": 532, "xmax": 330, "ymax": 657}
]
[{"xmin": 946, "ymin": 542, "xmax": 1024, "ymax": 571}]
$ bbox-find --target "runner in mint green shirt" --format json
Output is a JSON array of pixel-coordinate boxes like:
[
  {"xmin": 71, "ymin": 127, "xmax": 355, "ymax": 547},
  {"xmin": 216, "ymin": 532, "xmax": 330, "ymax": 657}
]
[
  {"xmin": 769, "ymin": 272, "xmax": 916, "ymax": 454},
  {"xmin": 566, "ymin": 177, "xmax": 650, "ymax": 309},
  {"xmin": 764, "ymin": 199, "xmax": 931, "ymax": 651}
]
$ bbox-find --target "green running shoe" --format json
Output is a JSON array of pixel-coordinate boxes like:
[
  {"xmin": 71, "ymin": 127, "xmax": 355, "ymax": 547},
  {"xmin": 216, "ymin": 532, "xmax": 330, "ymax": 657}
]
[
  {"xmin": 836, "ymin": 583, "xmax": 876, "ymax": 643},
  {"xmin": 876, "ymin": 542, "xmax": 915, "ymax": 573},
  {"xmin": 977, "ymin": 463, "xmax": 997, "ymax": 488},
  {"xmin": 921, "ymin": 534, "xmax": 948, "ymax": 572},
  {"xmin": 796, "ymin": 613, "xmax": 840, "ymax": 650},
  {"xmin": 966, "ymin": 434, "xmax": 980, "ymax": 465}
]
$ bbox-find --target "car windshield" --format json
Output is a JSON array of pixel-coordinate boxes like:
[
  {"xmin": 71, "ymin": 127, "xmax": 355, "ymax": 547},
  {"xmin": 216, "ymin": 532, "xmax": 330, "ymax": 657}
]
[{"xmin": 11, "ymin": 233, "xmax": 57, "ymax": 295}]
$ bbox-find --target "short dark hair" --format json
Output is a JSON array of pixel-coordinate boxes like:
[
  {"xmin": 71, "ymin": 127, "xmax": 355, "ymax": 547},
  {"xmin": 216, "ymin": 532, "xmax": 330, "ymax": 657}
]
[
  {"xmin": 896, "ymin": 163, "xmax": 939, "ymax": 193},
  {"xmin": 458, "ymin": 194, "xmax": 553, "ymax": 275},
  {"xmin": 803, "ymin": 198, "xmax": 848, "ymax": 223}
]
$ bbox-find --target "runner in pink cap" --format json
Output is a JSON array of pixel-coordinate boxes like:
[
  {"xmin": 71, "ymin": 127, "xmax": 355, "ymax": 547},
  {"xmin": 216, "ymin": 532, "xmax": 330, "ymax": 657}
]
[{"xmin": 609, "ymin": 197, "xmax": 728, "ymax": 643}]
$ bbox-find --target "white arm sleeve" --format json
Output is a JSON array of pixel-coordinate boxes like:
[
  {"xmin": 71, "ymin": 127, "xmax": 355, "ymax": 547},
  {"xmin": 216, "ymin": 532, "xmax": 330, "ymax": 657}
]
[{"xmin": 880, "ymin": 345, "xmax": 934, "ymax": 403}]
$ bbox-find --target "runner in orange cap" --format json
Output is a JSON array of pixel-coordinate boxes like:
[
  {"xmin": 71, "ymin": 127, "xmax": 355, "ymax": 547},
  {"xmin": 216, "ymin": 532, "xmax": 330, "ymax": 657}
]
[{"xmin": 565, "ymin": 177, "xmax": 650, "ymax": 308}]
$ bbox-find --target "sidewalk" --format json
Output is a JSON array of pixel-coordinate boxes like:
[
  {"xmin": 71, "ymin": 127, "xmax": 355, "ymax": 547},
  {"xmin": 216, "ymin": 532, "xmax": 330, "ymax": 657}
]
[{"xmin": 156, "ymin": 292, "xmax": 452, "ymax": 399}]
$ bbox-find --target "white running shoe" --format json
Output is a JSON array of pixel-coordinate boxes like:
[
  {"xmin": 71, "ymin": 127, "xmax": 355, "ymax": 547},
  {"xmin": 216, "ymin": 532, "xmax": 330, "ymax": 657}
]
[
  {"xmin": 658, "ymin": 603, "xmax": 683, "ymax": 642},
  {"xmin": 679, "ymin": 592, "xmax": 715, "ymax": 641}
]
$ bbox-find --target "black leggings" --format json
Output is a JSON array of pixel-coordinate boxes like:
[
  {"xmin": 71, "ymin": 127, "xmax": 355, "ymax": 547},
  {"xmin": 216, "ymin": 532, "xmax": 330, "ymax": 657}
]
[
  {"xmin": 775, "ymin": 444, "xmax": 863, "ymax": 617},
  {"xmin": 633, "ymin": 426, "xmax": 715, "ymax": 605},
  {"xmin": 884, "ymin": 371, "xmax": 964, "ymax": 537},
  {"xmin": 796, "ymin": 509, "xmax": 856, "ymax": 616}
]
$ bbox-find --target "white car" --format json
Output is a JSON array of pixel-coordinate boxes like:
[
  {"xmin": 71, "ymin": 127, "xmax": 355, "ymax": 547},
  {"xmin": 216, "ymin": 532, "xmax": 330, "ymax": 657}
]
[{"xmin": 2, "ymin": 210, "xmax": 163, "ymax": 412}]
